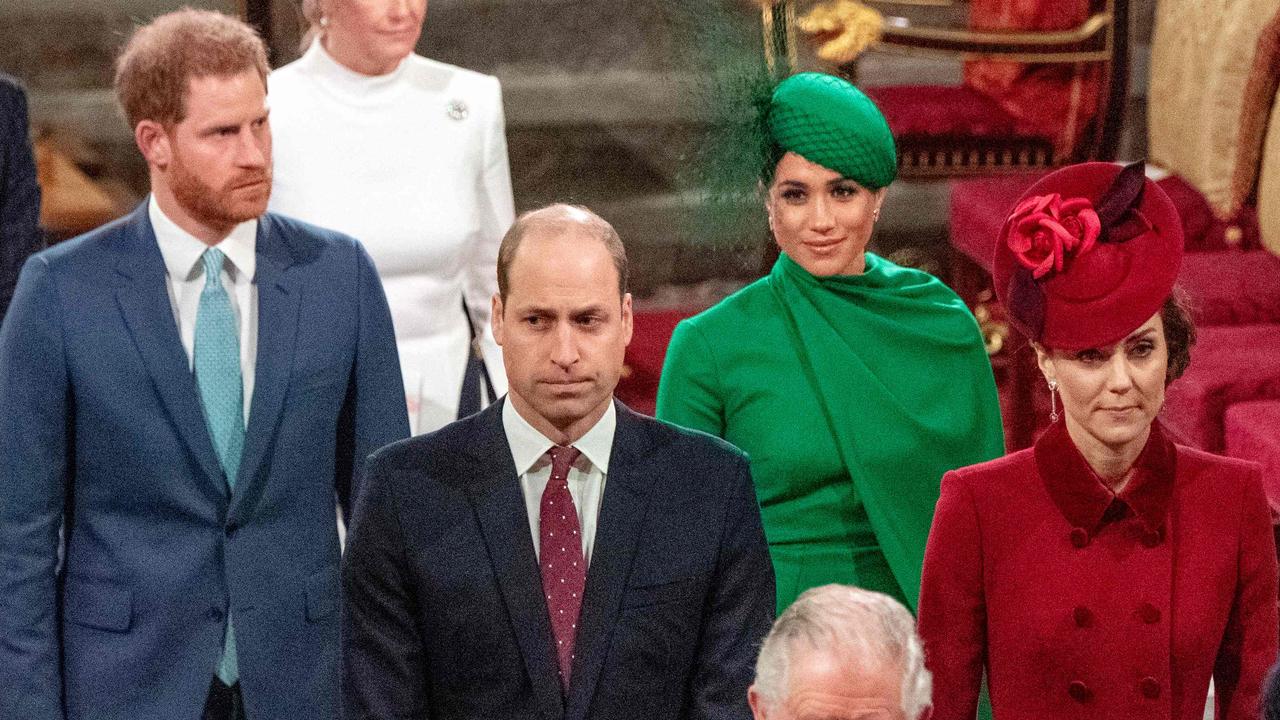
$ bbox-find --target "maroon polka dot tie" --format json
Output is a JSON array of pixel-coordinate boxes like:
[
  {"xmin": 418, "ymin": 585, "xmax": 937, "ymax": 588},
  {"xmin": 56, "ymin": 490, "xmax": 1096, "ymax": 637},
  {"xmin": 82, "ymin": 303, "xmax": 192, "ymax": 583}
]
[{"xmin": 540, "ymin": 445, "xmax": 585, "ymax": 690}]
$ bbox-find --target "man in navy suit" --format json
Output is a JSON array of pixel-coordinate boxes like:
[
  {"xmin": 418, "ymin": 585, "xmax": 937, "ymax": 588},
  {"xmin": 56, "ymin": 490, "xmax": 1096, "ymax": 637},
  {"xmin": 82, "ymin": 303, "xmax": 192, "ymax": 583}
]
[
  {"xmin": 342, "ymin": 204, "xmax": 776, "ymax": 720},
  {"xmin": 0, "ymin": 10, "xmax": 408, "ymax": 720},
  {"xmin": 0, "ymin": 71, "xmax": 42, "ymax": 324}
]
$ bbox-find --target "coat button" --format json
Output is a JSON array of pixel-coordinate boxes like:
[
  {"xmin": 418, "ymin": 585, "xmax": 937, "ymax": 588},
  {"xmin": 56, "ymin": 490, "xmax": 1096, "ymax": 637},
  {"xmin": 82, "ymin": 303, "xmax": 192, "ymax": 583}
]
[
  {"xmin": 1068, "ymin": 680, "xmax": 1093, "ymax": 703},
  {"xmin": 1073, "ymin": 606, "xmax": 1093, "ymax": 628},
  {"xmin": 225, "ymin": 523, "xmax": 238, "ymax": 539},
  {"xmin": 1070, "ymin": 527, "xmax": 1090, "ymax": 548},
  {"xmin": 1141, "ymin": 527, "xmax": 1163, "ymax": 548},
  {"xmin": 1140, "ymin": 677, "xmax": 1161, "ymax": 699},
  {"xmin": 208, "ymin": 607, "xmax": 224, "ymax": 623},
  {"xmin": 1138, "ymin": 603, "xmax": 1161, "ymax": 624}
]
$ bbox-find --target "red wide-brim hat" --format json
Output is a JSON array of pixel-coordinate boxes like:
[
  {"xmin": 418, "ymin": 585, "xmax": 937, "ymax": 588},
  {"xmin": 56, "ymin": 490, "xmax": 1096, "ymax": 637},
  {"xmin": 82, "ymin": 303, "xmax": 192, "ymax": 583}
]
[{"xmin": 993, "ymin": 161, "xmax": 1184, "ymax": 351}]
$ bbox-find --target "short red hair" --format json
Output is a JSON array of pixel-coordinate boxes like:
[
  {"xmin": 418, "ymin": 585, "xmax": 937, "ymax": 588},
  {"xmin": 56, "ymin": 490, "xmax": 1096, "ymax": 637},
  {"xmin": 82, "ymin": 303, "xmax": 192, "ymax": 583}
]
[{"xmin": 114, "ymin": 8, "xmax": 269, "ymax": 129}]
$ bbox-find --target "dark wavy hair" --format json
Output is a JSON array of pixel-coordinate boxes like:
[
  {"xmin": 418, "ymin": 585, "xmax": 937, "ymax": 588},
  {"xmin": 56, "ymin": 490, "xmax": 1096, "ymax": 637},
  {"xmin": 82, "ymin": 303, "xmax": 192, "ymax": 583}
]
[{"xmin": 1161, "ymin": 290, "xmax": 1196, "ymax": 385}]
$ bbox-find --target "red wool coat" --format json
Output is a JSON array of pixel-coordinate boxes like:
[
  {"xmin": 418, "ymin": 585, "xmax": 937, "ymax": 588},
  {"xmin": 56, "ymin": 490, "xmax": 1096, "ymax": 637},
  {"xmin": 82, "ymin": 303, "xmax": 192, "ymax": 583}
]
[{"xmin": 918, "ymin": 420, "xmax": 1278, "ymax": 720}]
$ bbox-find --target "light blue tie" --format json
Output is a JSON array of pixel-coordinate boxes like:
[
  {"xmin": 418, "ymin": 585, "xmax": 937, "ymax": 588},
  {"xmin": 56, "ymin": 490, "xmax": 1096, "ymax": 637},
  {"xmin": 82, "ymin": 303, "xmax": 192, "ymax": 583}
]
[{"xmin": 194, "ymin": 248, "xmax": 244, "ymax": 685}]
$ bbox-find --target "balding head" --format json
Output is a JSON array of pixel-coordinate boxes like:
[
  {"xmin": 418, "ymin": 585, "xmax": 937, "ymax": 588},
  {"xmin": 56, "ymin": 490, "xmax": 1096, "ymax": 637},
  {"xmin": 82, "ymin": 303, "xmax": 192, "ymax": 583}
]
[
  {"xmin": 490, "ymin": 204, "xmax": 633, "ymax": 446},
  {"xmin": 496, "ymin": 204, "xmax": 629, "ymax": 303}
]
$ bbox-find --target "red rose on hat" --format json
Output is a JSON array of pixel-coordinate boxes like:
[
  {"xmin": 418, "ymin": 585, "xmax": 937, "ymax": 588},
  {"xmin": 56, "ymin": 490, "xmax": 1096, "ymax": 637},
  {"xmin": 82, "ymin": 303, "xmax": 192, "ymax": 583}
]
[{"xmin": 1006, "ymin": 193, "xmax": 1101, "ymax": 279}]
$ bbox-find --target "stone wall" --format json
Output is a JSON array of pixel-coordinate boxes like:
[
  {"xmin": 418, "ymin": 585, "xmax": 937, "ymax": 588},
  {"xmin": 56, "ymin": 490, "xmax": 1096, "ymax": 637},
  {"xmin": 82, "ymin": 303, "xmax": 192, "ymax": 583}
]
[{"xmin": 0, "ymin": 0, "xmax": 1156, "ymax": 293}]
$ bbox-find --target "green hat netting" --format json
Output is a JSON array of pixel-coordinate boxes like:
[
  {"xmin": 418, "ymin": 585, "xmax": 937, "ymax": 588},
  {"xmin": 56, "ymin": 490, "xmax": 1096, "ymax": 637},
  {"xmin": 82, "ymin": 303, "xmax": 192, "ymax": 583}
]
[{"xmin": 767, "ymin": 72, "xmax": 897, "ymax": 190}]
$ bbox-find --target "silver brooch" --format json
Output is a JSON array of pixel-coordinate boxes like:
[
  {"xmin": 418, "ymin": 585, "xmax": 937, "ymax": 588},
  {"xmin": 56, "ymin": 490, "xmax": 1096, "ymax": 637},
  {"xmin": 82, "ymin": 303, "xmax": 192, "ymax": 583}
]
[{"xmin": 446, "ymin": 100, "xmax": 469, "ymax": 121}]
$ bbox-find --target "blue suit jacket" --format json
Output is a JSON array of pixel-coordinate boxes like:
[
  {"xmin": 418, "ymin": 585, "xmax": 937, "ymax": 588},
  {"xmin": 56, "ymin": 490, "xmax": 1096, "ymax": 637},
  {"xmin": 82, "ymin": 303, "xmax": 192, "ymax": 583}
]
[
  {"xmin": 342, "ymin": 399, "xmax": 776, "ymax": 720},
  {"xmin": 0, "ymin": 72, "xmax": 42, "ymax": 324},
  {"xmin": 0, "ymin": 204, "xmax": 410, "ymax": 720}
]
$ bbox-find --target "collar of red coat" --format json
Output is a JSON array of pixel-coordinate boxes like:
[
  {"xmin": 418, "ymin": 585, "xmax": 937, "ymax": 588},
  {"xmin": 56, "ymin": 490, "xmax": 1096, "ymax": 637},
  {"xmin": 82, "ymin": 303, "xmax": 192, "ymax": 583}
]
[{"xmin": 1033, "ymin": 418, "xmax": 1177, "ymax": 534}]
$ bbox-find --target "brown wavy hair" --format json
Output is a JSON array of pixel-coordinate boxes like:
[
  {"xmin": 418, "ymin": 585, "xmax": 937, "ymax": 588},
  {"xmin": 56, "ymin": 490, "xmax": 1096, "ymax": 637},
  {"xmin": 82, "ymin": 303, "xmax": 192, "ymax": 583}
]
[
  {"xmin": 114, "ymin": 8, "xmax": 269, "ymax": 130},
  {"xmin": 1161, "ymin": 290, "xmax": 1197, "ymax": 385}
]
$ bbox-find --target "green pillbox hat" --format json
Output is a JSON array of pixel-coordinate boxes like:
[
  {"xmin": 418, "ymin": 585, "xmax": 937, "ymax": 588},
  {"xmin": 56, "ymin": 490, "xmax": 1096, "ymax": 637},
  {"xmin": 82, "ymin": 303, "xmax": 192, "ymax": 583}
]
[{"xmin": 767, "ymin": 72, "xmax": 898, "ymax": 189}]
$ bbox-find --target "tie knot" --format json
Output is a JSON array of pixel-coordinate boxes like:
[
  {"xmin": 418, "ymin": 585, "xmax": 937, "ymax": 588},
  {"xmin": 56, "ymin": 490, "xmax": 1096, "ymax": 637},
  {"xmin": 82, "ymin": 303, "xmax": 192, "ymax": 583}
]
[
  {"xmin": 201, "ymin": 248, "xmax": 226, "ymax": 281},
  {"xmin": 548, "ymin": 445, "xmax": 581, "ymax": 479}
]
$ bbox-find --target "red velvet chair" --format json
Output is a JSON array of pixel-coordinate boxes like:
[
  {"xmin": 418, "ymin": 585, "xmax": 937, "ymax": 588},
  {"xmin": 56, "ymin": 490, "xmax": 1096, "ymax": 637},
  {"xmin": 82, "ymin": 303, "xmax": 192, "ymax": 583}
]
[{"xmin": 1225, "ymin": 400, "xmax": 1280, "ymax": 519}]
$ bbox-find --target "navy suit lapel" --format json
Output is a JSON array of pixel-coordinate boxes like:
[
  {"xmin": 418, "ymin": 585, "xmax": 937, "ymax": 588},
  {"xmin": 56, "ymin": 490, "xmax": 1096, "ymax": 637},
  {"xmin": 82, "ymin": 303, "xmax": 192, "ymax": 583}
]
[
  {"xmin": 113, "ymin": 204, "xmax": 226, "ymax": 492},
  {"xmin": 564, "ymin": 401, "xmax": 659, "ymax": 720},
  {"xmin": 464, "ymin": 401, "xmax": 565, "ymax": 720},
  {"xmin": 229, "ymin": 215, "xmax": 300, "ymax": 520}
]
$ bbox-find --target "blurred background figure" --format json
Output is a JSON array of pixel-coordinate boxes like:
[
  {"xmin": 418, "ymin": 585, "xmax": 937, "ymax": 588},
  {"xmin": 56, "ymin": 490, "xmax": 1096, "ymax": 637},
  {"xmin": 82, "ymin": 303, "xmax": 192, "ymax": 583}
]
[
  {"xmin": 0, "ymin": 71, "xmax": 41, "ymax": 325},
  {"xmin": 919, "ymin": 162, "xmax": 1278, "ymax": 720},
  {"xmin": 657, "ymin": 71, "xmax": 1004, "ymax": 615},
  {"xmin": 748, "ymin": 583, "xmax": 932, "ymax": 720},
  {"xmin": 269, "ymin": 0, "xmax": 514, "ymax": 434}
]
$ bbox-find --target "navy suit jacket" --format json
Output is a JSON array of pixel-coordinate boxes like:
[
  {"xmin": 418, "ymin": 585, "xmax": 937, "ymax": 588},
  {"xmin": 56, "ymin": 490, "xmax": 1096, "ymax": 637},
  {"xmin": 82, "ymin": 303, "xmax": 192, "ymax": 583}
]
[
  {"xmin": 342, "ymin": 399, "xmax": 775, "ymax": 720},
  {"xmin": 0, "ymin": 72, "xmax": 42, "ymax": 324},
  {"xmin": 0, "ymin": 203, "xmax": 410, "ymax": 720}
]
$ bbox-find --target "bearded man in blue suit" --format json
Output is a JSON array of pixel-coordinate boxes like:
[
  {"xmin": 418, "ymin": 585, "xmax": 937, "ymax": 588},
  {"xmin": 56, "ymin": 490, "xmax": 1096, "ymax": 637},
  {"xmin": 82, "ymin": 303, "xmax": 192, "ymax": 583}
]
[{"xmin": 0, "ymin": 9, "xmax": 409, "ymax": 720}]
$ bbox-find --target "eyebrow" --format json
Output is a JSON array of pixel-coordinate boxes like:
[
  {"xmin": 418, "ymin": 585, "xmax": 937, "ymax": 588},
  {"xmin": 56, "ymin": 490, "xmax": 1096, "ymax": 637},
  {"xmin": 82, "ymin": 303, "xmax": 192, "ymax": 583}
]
[
  {"xmin": 1125, "ymin": 328, "xmax": 1158, "ymax": 342},
  {"xmin": 777, "ymin": 178, "xmax": 857, "ymax": 188},
  {"xmin": 515, "ymin": 304, "xmax": 609, "ymax": 316}
]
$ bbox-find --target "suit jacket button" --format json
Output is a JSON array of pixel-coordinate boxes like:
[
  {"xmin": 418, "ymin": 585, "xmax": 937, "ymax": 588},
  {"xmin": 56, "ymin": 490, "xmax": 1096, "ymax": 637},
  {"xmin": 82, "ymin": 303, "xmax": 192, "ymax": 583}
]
[
  {"xmin": 1073, "ymin": 606, "xmax": 1093, "ymax": 628},
  {"xmin": 225, "ymin": 524, "xmax": 238, "ymax": 539},
  {"xmin": 1140, "ymin": 677, "xmax": 1161, "ymax": 699},
  {"xmin": 1068, "ymin": 680, "xmax": 1093, "ymax": 703},
  {"xmin": 1070, "ymin": 527, "xmax": 1090, "ymax": 548},
  {"xmin": 208, "ymin": 607, "xmax": 224, "ymax": 623},
  {"xmin": 1142, "ymin": 528, "xmax": 1163, "ymax": 548},
  {"xmin": 1138, "ymin": 602, "xmax": 1161, "ymax": 624}
]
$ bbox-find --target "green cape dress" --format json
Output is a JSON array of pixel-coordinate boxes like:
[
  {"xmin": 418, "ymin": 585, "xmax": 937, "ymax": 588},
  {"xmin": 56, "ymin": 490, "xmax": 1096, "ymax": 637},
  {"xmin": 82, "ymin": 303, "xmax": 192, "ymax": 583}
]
[{"xmin": 657, "ymin": 251, "xmax": 1005, "ymax": 612}]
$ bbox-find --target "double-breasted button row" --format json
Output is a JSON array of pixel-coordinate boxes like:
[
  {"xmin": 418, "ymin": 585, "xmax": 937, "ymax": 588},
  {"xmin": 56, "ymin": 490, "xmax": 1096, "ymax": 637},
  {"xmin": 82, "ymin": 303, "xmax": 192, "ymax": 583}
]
[
  {"xmin": 1065, "ymin": 677, "xmax": 1160, "ymax": 702},
  {"xmin": 1071, "ymin": 603, "xmax": 1160, "ymax": 628}
]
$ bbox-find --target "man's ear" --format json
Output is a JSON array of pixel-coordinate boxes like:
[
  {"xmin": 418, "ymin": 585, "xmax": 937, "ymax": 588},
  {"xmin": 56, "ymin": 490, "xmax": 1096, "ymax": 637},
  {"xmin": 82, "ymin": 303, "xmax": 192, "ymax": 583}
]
[
  {"xmin": 746, "ymin": 685, "xmax": 768, "ymax": 720},
  {"xmin": 491, "ymin": 293, "xmax": 505, "ymax": 346},
  {"xmin": 135, "ymin": 120, "xmax": 171, "ymax": 169},
  {"xmin": 620, "ymin": 292, "xmax": 633, "ymax": 347}
]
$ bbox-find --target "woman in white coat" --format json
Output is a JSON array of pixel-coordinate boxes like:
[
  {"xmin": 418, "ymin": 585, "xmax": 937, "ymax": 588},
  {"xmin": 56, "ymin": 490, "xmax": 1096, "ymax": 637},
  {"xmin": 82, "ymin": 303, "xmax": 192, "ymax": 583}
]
[{"xmin": 269, "ymin": 0, "xmax": 514, "ymax": 433}]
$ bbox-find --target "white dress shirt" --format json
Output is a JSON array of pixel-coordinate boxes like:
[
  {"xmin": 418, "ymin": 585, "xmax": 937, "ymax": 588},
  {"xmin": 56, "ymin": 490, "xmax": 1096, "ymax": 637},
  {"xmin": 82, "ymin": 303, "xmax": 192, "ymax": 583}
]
[
  {"xmin": 503, "ymin": 399, "xmax": 615, "ymax": 566},
  {"xmin": 149, "ymin": 195, "xmax": 258, "ymax": 422}
]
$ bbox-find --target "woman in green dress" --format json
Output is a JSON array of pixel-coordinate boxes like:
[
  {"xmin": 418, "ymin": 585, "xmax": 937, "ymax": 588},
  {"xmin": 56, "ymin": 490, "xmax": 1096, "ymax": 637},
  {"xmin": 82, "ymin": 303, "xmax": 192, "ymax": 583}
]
[{"xmin": 656, "ymin": 72, "xmax": 1005, "ymax": 614}]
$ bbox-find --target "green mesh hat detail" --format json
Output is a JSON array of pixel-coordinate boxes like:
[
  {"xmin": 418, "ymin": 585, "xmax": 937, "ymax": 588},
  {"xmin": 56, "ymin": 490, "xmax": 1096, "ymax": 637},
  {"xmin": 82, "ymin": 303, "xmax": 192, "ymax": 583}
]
[{"xmin": 768, "ymin": 72, "xmax": 897, "ymax": 189}]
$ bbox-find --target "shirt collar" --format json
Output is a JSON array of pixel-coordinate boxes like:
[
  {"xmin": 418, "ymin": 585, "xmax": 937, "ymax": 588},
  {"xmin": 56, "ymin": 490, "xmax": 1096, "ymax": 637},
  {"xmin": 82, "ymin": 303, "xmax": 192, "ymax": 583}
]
[
  {"xmin": 1034, "ymin": 418, "xmax": 1177, "ymax": 534},
  {"xmin": 502, "ymin": 397, "xmax": 616, "ymax": 476},
  {"xmin": 149, "ymin": 194, "xmax": 257, "ymax": 283}
]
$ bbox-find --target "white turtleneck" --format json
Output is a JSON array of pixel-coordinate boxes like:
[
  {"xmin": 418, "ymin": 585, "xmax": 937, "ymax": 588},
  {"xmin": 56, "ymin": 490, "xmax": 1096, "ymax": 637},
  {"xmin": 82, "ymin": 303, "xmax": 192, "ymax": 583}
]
[{"xmin": 268, "ymin": 40, "xmax": 514, "ymax": 434}]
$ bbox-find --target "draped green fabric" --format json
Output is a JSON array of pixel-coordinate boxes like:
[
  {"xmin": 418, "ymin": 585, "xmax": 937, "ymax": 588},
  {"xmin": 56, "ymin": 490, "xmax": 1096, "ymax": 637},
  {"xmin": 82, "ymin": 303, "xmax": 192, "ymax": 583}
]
[{"xmin": 658, "ymin": 252, "xmax": 1004, "ymax": 611}]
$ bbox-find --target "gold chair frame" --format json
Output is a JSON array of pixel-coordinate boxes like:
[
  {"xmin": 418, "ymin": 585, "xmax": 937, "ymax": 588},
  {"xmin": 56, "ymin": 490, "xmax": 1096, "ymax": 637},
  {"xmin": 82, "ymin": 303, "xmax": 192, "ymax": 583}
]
[{"xmin": 761, "ymin": 0, "xmax": 1130, "ymax": 176}]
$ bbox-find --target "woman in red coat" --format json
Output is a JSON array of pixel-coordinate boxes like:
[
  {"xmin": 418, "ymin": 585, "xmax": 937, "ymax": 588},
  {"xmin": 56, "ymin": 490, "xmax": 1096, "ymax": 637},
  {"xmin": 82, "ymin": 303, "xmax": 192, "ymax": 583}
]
[{"xmin": 918, "ymin": 161, "xmax": 1279, "ymax": 720}]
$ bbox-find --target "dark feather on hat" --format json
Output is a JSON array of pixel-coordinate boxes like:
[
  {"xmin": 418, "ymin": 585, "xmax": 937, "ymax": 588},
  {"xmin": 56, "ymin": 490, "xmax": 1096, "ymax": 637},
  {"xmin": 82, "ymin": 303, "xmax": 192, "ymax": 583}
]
[
  {"xmin": 1007, "ymin": 266, "xmax": 1046, "ymax": 341},
  {"xmin": 1097, "ymin": 161, "xmax": 1148, "ymax": 243}
]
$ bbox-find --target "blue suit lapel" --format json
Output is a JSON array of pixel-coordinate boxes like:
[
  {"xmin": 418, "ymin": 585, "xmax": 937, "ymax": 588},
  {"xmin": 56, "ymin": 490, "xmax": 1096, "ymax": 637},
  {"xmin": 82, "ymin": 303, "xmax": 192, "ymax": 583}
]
[
  {"xmin": 112, "ymin": 204, "xmax": 226, "ymax": 492},
  {"xmin": 564, "ymin": 401, "xmax": 658, "ymax": 720},
  {"xmin": 464, "ymin": 401, "xmax": 565, "ymax": 720},
  {"xmin": 229, "ymin": 215, "xmax": 300, "ymax": 522}
]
